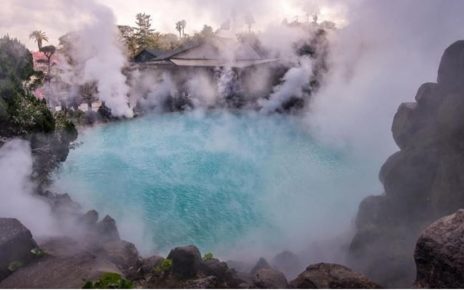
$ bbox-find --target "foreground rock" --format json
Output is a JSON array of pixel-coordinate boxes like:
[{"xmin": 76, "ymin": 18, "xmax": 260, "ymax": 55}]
[
  {"xmin": 350, "ymin": 40, "xmax": 464, "ymax": 287},
  {"xmin": 253, "ymin": 268, "xmax": 288, "ymax": 289},
  {"xmin": 290, "ymin": 263, "xmax": 381, "ymax": 289},
  {"xmin": 0, "ymin": 251, "xmax": 120, "ymax": 288},
  {"xmin": 415, "ymin": 209, "xmax": 464, "ymax": 288},
  {"xmin": 0, "ymin": 218, "xmax": 38, "ymax": 281},
  {"xmin": 167, "ymin": 245, "xmax": 203, "ymax": 279}
]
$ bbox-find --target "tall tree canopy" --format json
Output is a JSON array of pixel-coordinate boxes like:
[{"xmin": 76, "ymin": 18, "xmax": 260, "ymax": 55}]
[{"xmin": 134, "ymin": 13, "xmax": 158, "ymax": 49}]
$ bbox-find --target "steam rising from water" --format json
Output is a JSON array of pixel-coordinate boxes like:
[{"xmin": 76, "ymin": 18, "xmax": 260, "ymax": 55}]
[{"xmin": 53, "ymin": 112, "xmax": 381, "ymax": 260}]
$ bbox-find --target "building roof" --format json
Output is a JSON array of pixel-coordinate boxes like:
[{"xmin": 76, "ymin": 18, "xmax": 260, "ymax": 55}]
[{"xmin": 134, "ymin": 36, "xmax": 278, "ymax": 68}]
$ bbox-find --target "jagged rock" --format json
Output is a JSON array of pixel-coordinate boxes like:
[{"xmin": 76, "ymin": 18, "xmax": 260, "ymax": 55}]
[
  {"xmin": 101, "ymin": 240, "xmax": 140, "ymax": 276},
  {"xmin": 290, "ymin": 263, "xmax": 381, "ymax": 289},
  {"xmin": 201, "ymin": 258, "xmax": 230, "ymax": 282},
  {"xmin": 183, "ymin": 276, "xmax": 218, "ymax": 288},
  {"xmin": 271, "ymin": 250, "xmax": 302, "ymax": 279},
  {"xmin": 141, "ymin": 255, "xmax": 164, "ymax": 274},
  {"xmin": 49, "ymin": 193, "xmax": 81, "ymax": 216},
  {"xmin": 250, "ymin": 257, "xmax": 271, "ymax": 275},
  {"xmin": 415, "ymin": 209, "xmax": 464, "ymax": 288},
  {"xmin": 0, "ymin": 218, "xmax": 38, "ymax": 281},
  {"xmin": 350, "ymin": 41, "xmax": 464, "ymax": 288},
  {"xmin": 80, "ymin": 210, "xmax": 99, "ymax": 226},
  {"xmin": 167, "ymin": 245, "xmax": 202, "ymax": 279},
  {"xmin": 253, "ymin": 268, "xmax": 288, "ymax": 289},
  {"xmin": 0, "ymin": 252, "xmax": 120, "ymax": 288},
  {"xmin": 96, "ymin": 215, "xmax": 120, "ymax": 242},
  {"xmin": 437, "ymin": 40, "xmax": 464, "ymax": 91}
]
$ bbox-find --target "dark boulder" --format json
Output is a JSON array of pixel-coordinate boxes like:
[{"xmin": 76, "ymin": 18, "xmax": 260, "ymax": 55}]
[
  {"xmin": 96, "ymin": 215, "xmax": 120, "ymax": 242},
  {"xmin": 271, "ymin": 250, "xmax": 302, "ymax": 279},
  {"xmin": 437, "ymin": 40, "xmax": 464, "ymax": 91},
  {"xmin": 183, "ymin": 276, "xmax": 218, "ymax": 288},
  {"xmin": 0, "ymin": 252, "xmax": 120, "ymax": 288},
  {"xmin": 415, "ymin": 209, "xmax": 464, "ymax": 288},
  {"xmin": 290, "ymin": 263, "xmax": 381, "ymax": 289},
  {"xmin": 250, "ymin": 257, "xmax": 271, "ymax": 275},
  {"xmin": 80, "ymin": 210, "xmax": 99, "ymax": 226},
  {"xmin": 0, "ymin": 218, "xmax": 38, "ymax": 281},
  {"xmin": 167, "ymin": 245, "xmax": 202, "ymax": 279},
  {"xmin": 140, "ymin": 255, "xmax": 164, "ymax": 275},
  {"xmin": 100, "ymin": 240, "xmax": 140, "ymax": 276},
  {"xmin": 253, "ymin": 268, "xmax": 288, "ymax": 289}
]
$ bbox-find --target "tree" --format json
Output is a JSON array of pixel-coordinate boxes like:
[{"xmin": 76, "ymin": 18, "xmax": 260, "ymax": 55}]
[
  {"xmin": 175, "ymin": 21, "xmax": 182, "ymax": 38},
  {"xmin": 176, "ymin": 20, "xmax": 187, "ymax": 38},
  {"xmin": 134, "ymin": 13, "xmax": 157, "ymax": 49},
  {"xmin": 244, "ymin": 13, "xmax": 255, "ymax": 33},
  {"xmin": 180, "ymin": 20, "xmax": 187, "ymax": 38},
  {"xmin": 118, "ymin": 25, "xmax": 138, "ymax": 57},
  {"xmin": 29, "ymin": 30, "xmax": 48, "ymax": 51},
  {"xmin": 29, "ymin": 30, "xmax": 55, "ymax": 80},
  {"xmin": 200, "ymin": 25, "xmax": 214, "ymax": 38}
]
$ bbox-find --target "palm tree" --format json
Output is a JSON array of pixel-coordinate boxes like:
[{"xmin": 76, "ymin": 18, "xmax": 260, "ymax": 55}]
[
  {"xmin": 180, "ymin": 20, "xmax": 187, "ymax": 38},
  {"xmin": 29, "ymin": 30, "xmax": 48, "ymax": 51},
  {"xmin": 176, "ymin": 21, "xmax": 183, "ymax": 38}
]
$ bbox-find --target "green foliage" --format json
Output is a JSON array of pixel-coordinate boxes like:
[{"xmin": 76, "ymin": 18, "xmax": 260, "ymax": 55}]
[
  {"xmin": 0, "ymin": 35, "xmax": 57, "ymax": 136},
  {"xmin": 6, "ymin": 91, "xmax": 55, "ymax": 134},
  {"xmin": 0, "ymin": 35, "xmax": 34, "ymax": 87},
  {"xmin": 82, "ymin": 272, "xmax": 133, "ymax": 289},
  {"xmin": 30, "ymin": 247, "xmax": 46, "ymax": 257},
  {"xmin": 154, "ymin": 258, "xmax": 173, "ymax": 273},
  {"xmin": 203, "ymin": 252, "xmax": 214, "ymax": 261},
  {"xmin": 134, "ymin": 13, "xmax": 158, "ymax": 49},
  {"xmin": 8, "ymin": 261, "xmax": 23, "ymax": 272}
]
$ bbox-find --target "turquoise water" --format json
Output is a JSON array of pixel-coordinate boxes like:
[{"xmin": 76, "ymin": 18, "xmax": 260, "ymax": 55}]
[{"xmin": 53, "ymin": 111, "xmax": 379, "ymax": 256}]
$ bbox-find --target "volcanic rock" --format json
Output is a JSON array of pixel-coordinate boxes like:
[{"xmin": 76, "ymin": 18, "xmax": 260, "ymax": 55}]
[
  {"xmin": 167, "ymin": 245, "xmax": 202, "ymax": 279},
  {"xmin": 253, "ymin": 268, "xmax": 288, "ymax": 289},
  {"xmin": 415, "ymin": 209, "xmax": 464, "ymax": 288},
  {"xmin": 290, "ymin": 263, "xmax": 381, "ymax": 289},
  {"xmin": 0, "ymin": 218, "xmax": 38, "ymax": 281}
]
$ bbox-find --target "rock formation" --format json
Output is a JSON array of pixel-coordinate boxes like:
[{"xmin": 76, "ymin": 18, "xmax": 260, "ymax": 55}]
[
  {"xmin": 415, "ymin": 209, "xmax": 464, "ymax": 288},
  {"xmin": 350, "ymin": 40, "xmax": 464, "ymax": 287},
  {"xmin": 0, "ymin": 218, "xmax": 38, "ymax": 281},
  {"xmin": 290, "ymin": 263, "xmax": 381, "ymax": 289}
]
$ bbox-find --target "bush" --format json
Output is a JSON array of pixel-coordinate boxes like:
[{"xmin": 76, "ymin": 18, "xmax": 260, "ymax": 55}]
[
  {"xmin": 82, "ymin": 272, "xmax": 133, "ymax": 289},
  {"xmin": 203, "ymin": 252, "xmax": 214, "ymax": 261},
  {"xmin": 154, "ymin": 258, "xmax": 173, "ymax": 273}
]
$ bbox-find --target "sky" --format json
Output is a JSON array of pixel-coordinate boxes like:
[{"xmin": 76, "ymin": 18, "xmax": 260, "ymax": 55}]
[{"xmin": 0, "ymin": 0, "xmax": 347, "ymax": 50}]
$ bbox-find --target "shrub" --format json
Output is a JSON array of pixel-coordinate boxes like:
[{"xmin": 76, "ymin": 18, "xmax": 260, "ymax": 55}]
[
  {"xmin": 203, "ymin": 252, "xmax": 214, "ymax": 261},
  {"xmin": 153, "ymin": 258, "xmax": 173, "ymax": 274},
  {"xmin": 82, "ymin": 272, "xmax": 133, "ymax": 289}
]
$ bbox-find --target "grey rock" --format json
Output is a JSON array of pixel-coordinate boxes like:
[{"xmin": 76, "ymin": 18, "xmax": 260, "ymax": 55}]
[
  {"xmin": 253, "ymin": 268, "xmax": 288, "ymax": 289},
  {"xmin": 290, "ymin": 263, "xmax": 381, "ymax": 289},
  {"xmin": 0, "ymin": 218, "xmax": 38, "ymax": 281},
  {"xmin": 437, "ymin": 40, "xmax": 464, "ymax": 91},
  {"xmin": 271, "ymin": 250, "xmax": 302, "ymax": 280},
  {"xmin": 96, "ymin": 215, "xmax": 120, "ymax": 242},
  {"xmin": 250, "ymin": 257, "xmax": 271, "ymax": 275},
  {"xmin": 415, "ymin": 209, "xmax": 464, "ymax": 288},
  {"xmin": 101, "ymin": 240, "xmax": 140, "ymax": 275},
  {"xmin": 80, "ymin": 210, "xmax": 99, "ymax": 226},
  {"xmin": 167, "ymin": 245, "xmax": 202, "ymax": 279},
  {"xmin": 183, "ymin": 275, "xmax": 218, "ymax": 288},
  {"xmin": 141, "ymin": 255, "xmax": 164, "ymax": 274},
  {"xmin": 0, "ymin": 252, "xmax": 120, "ymax": 288}
]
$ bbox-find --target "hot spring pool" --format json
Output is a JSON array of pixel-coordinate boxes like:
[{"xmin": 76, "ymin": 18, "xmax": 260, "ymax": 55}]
[{"xmin": 53, "ymin": 111, "xmax": 380, "ymax": 258}]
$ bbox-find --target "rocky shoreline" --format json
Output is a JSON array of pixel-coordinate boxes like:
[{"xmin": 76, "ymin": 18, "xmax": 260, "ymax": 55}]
[{"xmin": 2, "ymin": 41, "xmax": 464, "ymax": 288}]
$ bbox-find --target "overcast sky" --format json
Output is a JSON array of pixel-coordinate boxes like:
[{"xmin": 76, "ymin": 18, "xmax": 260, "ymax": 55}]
[{"xmin": 0, "ymin": 0, "xmax": 346, "ymax": 50}]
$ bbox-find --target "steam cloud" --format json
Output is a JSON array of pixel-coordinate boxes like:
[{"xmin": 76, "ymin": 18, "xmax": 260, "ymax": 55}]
[{"xmin": 0, "ymin": 140, "xmax": 59, "ymax": 237}]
